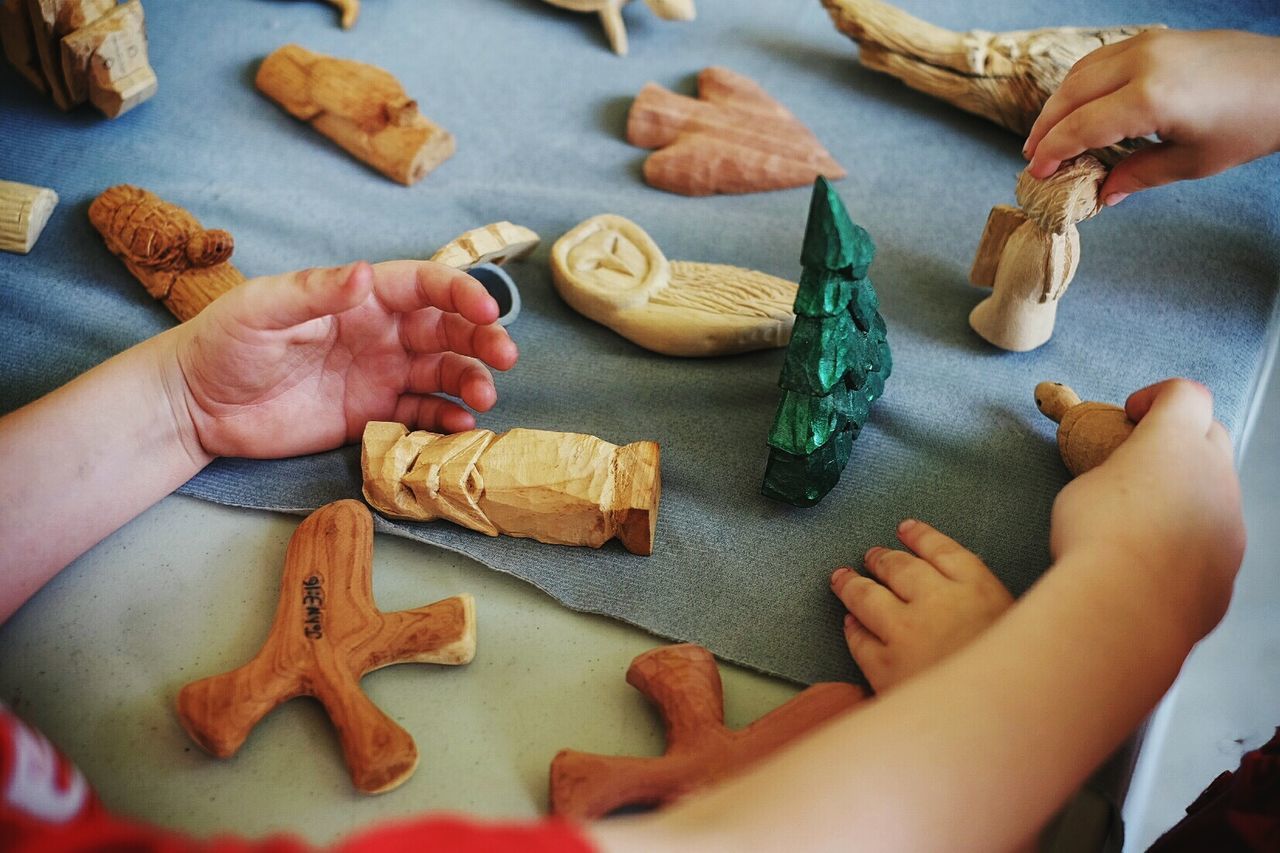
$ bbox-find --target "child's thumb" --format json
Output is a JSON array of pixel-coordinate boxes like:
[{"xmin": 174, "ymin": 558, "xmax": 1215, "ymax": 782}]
[{"xmin": 235, "ymin": 262, "xmax": 373, "ymax": 331}]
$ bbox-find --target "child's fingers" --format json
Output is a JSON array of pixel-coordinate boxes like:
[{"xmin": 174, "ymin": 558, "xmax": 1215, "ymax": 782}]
[
  {"xmin": 863, "ymin": 547, "xmax": 931, "ymax": 602},
  {"xmin": 895, "ymin": 519, "xmax": 985, "ymax": 582},
  {"xmin": 1025, "ymin": 61, "xmax": 1129, "ymax": 159},
  {"xmin": 830, "ymin": 568, "xmax": 900, "ymax": 641},
  {"xmin": 399, "ymin": 309, "xmax": 519, "ymax": 370},
  {"xmin": 371, "ymin": 260, "xmax": 502, "ymax": 326},
  {"xmin": 1124, "ymin": 378, "xmax": 1214, "ymax": 434},
  {"xmin": 405, "ymin": 352, "xmax": 497, "ymax": 413},
  {"xmin": 1099, "ymin": 143, "xmax": 1211, "ymax": 204},
  {"xmin": 1027, "ymin": 88, "xmax": 1156, "ymax": 179},
  {"xmin": 234, "ymin": 262, "xmax": 373, "ymax": 332},
  {"xmin": 391, "ymin": 393, "xmax": 478, "ymax": 434},
  {"xmin": 841, "ymin": 612, "xmax": 886, "ymax": 673}
]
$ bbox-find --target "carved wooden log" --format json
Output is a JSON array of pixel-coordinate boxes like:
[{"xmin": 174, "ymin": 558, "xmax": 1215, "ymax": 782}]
[
  {"xmin": 362, "ymin": 421, "xmax": 661, "ymax": 556},
  {"xmin": 549, "ymin": 644, "xmax": 865, "ymax": 819},
  {"xmin": 177, "ymin": 500, "xmax": 477, "ymax": 794},
  {"xmin": 0, "ymin": 179, "xmax": 58, "ymax": 254},
  {"xmin": 256, "ymin": 44, "xmax": 455, "ymax": 186},
  {"xmin": 626, "ymin": 66, "xmax": 845, "ymax": 195},
  {"xmin": 1034, "ymin": 382, "xmax": 1134, "ymax": 477},
  {"xmin": 88, "ymin": 184, "xmax": 245, "ymax": 322}
]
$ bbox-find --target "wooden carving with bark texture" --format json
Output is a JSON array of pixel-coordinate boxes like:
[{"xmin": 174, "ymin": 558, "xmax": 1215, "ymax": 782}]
[
  {"xmin": 550, "ymin": 644, "xmax": 865, "ymax": 819},
  {"xmin": 256, "ymin": 44, "xmax": 455, "ymax": 186},
  {"xmin": 627, "ymin": 66, "xmax": 845, "ymax": 196},
  {"xmin": 177, "ymin": 500, "xmax": 477, "ymax": 794}
]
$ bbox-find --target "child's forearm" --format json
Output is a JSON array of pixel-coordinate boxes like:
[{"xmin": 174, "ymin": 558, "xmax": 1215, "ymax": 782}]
[{"xmin": 0, "ymin": 327, "xmax": 209, "ymax": 623}]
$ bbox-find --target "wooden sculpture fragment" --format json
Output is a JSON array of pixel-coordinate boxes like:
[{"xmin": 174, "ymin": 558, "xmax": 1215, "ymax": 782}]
[
  {"xmin": 1034, "ymin": 382, "xmax": 1133, "ymax": 477},
  {"xmin": 89, "ymin": 184, "xmax": 245, "ymax": 322},
  {"xmin": 431, "ymin": 221, "xmax": 540, "ymax": 326},
  {"xmin": 968, "ymin": 155, "xmax": 1105, "ymax": 351},
  {"xmin": 0, "ymin": 180, "xmax": 58, "ymax": 254},
  {"xmin": 256, "ymin": 44, "xmax": 455, "ymax": 186},
  {"xmin": 626, "ymin": 66, "xmax": 846, "ymax": 196},
  {"xmin": 549, "ymin": 644, "xmax": 865, "ymax": 819},
  {"xmin": 541, "ymin": 0, "xmax": 695, "ymax": 56},
  {"xmin": 821, "ymin": 0, "xmax": 1158, "ymax": 145},
  {"xmin": 551, "ymin": 214, "xmax": 798, "ymax": 356},
  {"xmin": 0, "ymin": 0, "xmax": 157, "ymax": 117},
  {"xmin": 362, "ymin": 421, "xmax": 661, "ymax": 556},
  {"xmin": 177, "ymin": 500, "xmax": 476, "ymax": 794},
  {"xmin": 763, "ymin": 177, "xmax": 891, "ymax": 507}
]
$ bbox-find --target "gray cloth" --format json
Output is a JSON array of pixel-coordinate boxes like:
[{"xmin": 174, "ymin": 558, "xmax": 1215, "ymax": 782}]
[{"xmin": 2, "ymin": 0, "xmax": 1277, "ymax": 685}]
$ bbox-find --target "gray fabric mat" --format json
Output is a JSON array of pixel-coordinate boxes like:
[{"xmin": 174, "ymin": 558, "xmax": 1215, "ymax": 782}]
[{"xmin": 2, "ymin": 0, "xmax": 1277, "ymax": 685}]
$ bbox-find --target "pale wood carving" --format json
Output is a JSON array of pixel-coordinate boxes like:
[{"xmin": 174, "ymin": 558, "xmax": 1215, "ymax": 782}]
[
  {"xmin": 362, "ymin": 421, "xmax": 661, "ymax": 556},
  {"xmin": 1034, "ymin": 382, "xmax": 1133, "ymax": 477},
  {"xmin": 549, "ymin": 644, "xmax": 865, "ymax": 819},
  {"xmin": 551, "ymin": 213, "xmax": 798, "ymax": 356},
  {"xmin": 255, "ymin": 44, "xmax": 455, "ymax": 186},
  {"xmin": 88, "ymin": 184, "xmax": 246, "ymax": 322},
  {"xmin": 541, "ymin": 0, "xmax": 694, "ymax": 56},
  {"xmin": 177, "ymin": 500, "xmax": 476, "ymax": 794},
  {"xmin": 0, "ymin": 179, "xmax": 58, "ymax": 254},
  {"xmin": 324, "ymin": 0, "xmax": 358, "ymax": 28},
  {"xmin": 430, "ymin": 221, "xmax": 541, "ymax": 271},
  {"xmin": 968, "ymin": 155, "xmax": 1105, "ymax": 351},
  {"xmin": 627, "ymin": 66, "xmax": 846, "ymax": 196},
  {"xmin": 821, "ymin": 0, "xmax": 1159, "ymax": 144}
]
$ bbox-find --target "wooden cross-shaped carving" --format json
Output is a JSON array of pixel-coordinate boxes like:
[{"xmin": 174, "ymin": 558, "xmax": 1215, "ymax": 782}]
[
  {"xmin": 176, "ymin": 499, "xmax": 476, "ymax": 794},
  {"xmin": 549, "ymin": 644, "xmax": 866, "ymax": 819}
]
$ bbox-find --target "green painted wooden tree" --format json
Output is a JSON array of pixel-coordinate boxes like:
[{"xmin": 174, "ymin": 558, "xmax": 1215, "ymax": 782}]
[{"xmin": 762, "ymin": 177, "xmax": 891, "ymax": 507}]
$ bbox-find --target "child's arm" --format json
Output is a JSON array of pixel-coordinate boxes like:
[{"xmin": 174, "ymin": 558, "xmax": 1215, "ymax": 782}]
[
  {"xmin": 1023, "ymin": 29, "xmax": 1280, "ymax": 205},
  {"xmin": 594, "ymin": 379, "xmax": 1244, "ymax": 852},
  {"xmin": 0, "ymin": 261, "xmax": 517, "ymax": 624}
]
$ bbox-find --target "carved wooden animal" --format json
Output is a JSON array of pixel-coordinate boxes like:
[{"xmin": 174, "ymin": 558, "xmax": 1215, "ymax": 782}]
[
  {"xmin": 821, "ymin": 0, "xmax": 1158, "ymax": 143},
  {"xmin": 542, "ymin": 0, "xmax": 694, "ymax": 56},
  {"xmin": 0, "ymin": 180, "xmax": 58, "ymax": 254},
  {"xmin": 256, "ymin": 44, "xmax": 455, "ymax": 186},
  {"xmin": 627, "ymin": 66, "xmax": 846, "ymax": 196},
  {"xmin": 549, "ymin": 644, "xmax": 865, "ymax": 819},
  {"xmin": 0, "ymin": 0, "xmax": 157, "ymax": 117},
  {"xmin": 1034, "ymin": 382, "xmax": 1134, "ymax": 477},
  {"xmin": 968, "ymin": 155, "xmax": 1105, "ymax": 351},
  {"xmin": 177, "ymin": 500, "xmax": 476, "ymax": 794},
  {"xmin": 362, "ymin": 421, "xmax": 661, "ymax": 555},
  {"xmin": 551, "ymin": 213, "xmax": 798, "ymax": 356},
  {"xmin": 89, "ymin": 184, "xmax": 245, "ymax": 322}
]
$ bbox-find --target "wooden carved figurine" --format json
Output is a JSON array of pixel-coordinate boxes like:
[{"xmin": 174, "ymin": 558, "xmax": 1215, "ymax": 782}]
[
  {"xmin": 541, "ymin": 0, "xmax": 694, "ymax": 56},
  {"xmin": 551, "ymin": 213, "xmax": 798, "ymax": 357},
  {"xmin": 256, "ymin": 44, "xmax": 455, "ymax": 186},
  {"xmin": 1034, "ymin": 382, "xmax": 1134, "ymax": 477},
  {"xmin": 821, "ymin": 0, "xmax": 1158, "ymax": 143},
  {"xmin": 319, "ymin": 0, "xmax": 359, "ymax": 28},
  {"xmin": 362, "ymin": 421, "xmax": 661, "ymax": 556},
  {"xmin": 0, "ymin": 179, "xmax": 58, "ymax": 254},
  {"xmin": 968, "ymin": 155, "xmax": 1105, "ymax": 352},
  {"xmin": 177, "ymin": 500, "xmax": 477, "ymax": 794},
  {"xmin": 89, "ymin": 184, "xmax": 245, "ymax": 322},
  {"xmin": 430, "ymin": 221, "xmax": 541, "ymax": 271},
  {"xmin": 549, "ymin": 644, "xmax": 865, "ymax": 819},
  {"xmin": 627, "ymin": 66, "xmax": 846, "ymax": 196},
  {"xmin": 0, "ymin": 0, "xmax": 157, "ymax": 117}
]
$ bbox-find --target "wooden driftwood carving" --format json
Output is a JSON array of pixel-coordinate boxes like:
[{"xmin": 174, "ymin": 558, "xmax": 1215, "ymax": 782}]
[
  {"xmin": 0, "ymin": 0, "xmax": 156, "ymax": 117},
  {"xmin": 89, "ymin": 184, "xmax": 245, "ymax": 322},
  {"xmin": 256, "ymin": 44, "xmax": 455, "ymax": 186},
  {"xmin": 550, "ymin": 644, "xmax": 865, "ymax": 819},
  {"xmin": 1034, "ymin": 382, "xmax": 1133, "ymax": 477},
  {"xmin": 551, "ymin": 213, "xmax": 797, "ymax": 356},
  {"xmin": 627, "ymin": 66, "xmax": 846, "ymax": 196},
  {"xmin": 0, "ymin": 179, "xmax": 58, "ymax": 254},
  {"xmin": 821, "ymin": 0, "xmax": 1159, "ymax": 143},
  {"xmin": 177, "ymin": 500, "xmax": 477, "ymax": 795},
  {"xmin": 541, "ymin": 0, "xmax": 695, "ymax": 56},
  {"xmin": 968, "ymin": 155, "xmax": 1105, "ymax": 351},
  {"xmin": 362, "ymin": 421, "xmax": 661, "ymax": 556}
]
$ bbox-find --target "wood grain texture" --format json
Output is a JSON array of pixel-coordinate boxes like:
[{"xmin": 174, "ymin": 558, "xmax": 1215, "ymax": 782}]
[
  {"xmin": 0, "ymin": 179, "xmax": 58, "ymax": 254},
  {"xmin": 176, "ymin": 500, "xmax": 476, "ymax": 795},
  {"xmin": 549, "ymin": 644, "xmax": 865, "ymax": 819},
  {"xmin": 362, "ymin": 421, "xmax": 661, "ymax": 555},
  {"xmin": 551, "ymin": 213, "xmax": 797, "ymax": 356},
  {"xmin": 255, "ymin": 44, "xmax": 455, "ymax": 186},
  {"xmin": 88, "ymin": 184, "xmax": 245, "ymax": 322},
  {"xmin": 430, "ymin": 221, "xmax": 540, "ymax": 270},
  {"xmin": 626, "ymin": 66, "xmax": 845, "ymax": 195},
  {"xmin": 1034, "ymin": 382, "xmax": 1134, "ymax": 477}
]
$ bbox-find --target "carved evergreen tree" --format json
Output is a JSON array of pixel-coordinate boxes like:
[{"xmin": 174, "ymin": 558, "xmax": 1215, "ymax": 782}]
[{"xmin": 762, "ymin": 176, "xmax": 891, "ymax": 506}]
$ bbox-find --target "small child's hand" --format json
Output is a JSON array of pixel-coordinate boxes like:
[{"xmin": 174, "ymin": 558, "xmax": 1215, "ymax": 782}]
[
  {"xmin": 830, "ymin": 520, "xmax": 1013, "ymax": 692},
  {"xmin": 1024, "ymin": 29, "xmax": 1280, "ymax": 205},
  {"xmin": 169, "ymin": 260, "xmax": 518, "ymax": 461}
]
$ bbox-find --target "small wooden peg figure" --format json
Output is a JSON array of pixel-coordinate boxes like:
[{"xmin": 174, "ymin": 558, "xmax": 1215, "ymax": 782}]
[
  {"xmin": 969, "ymin": 155, "xmax": 1106, "ymax": 352},
  {"xmin": 1035, "ymin": 382, "xmax": 1135, "ymax": 477}
]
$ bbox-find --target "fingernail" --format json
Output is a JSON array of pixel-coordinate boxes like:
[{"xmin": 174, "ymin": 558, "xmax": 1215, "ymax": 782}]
[
  {"xmin": 863, "ymin": 547, "xmax": 882, "ymax": 564},
  {"xmin": 898, "ymin": 519, "xmax": 917, "ymax": 533},
  {"xmin": 843, "ymin": 614, "xmax": 854, "ymax": 629},
  {"xmin": 831, "ymin": 567, "xmax": 848, "ymax": 585},
  {"xmin": 1104, "ymin": 192, "xmax": 1129, "ymax": 207}
]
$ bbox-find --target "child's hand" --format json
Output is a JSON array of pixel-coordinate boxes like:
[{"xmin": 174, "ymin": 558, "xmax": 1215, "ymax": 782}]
[
  {"xmin": 169, "ymin": 261, "xmax": 518, "ymax": 461},
  {"xmin": 1024, "ymin": 29, "xmax": 1280, "ymax": 206},
  {"xmin": 1049, "ymin": 379, "xmax": 1245, "ymax": 637},
  {"xmin": 830, "ymin": 520, "xmax": 1013, "ymax": 692}
]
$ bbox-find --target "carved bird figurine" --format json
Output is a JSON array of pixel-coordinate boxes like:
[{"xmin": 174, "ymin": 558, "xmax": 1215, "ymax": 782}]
[
  {"xmin": 1034, "ymin": 382, "xmax": 1134, "ymax": 477},
  {"xmin": 541, "ymin": 0, "xmax": 695, "ymax": 56}
]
